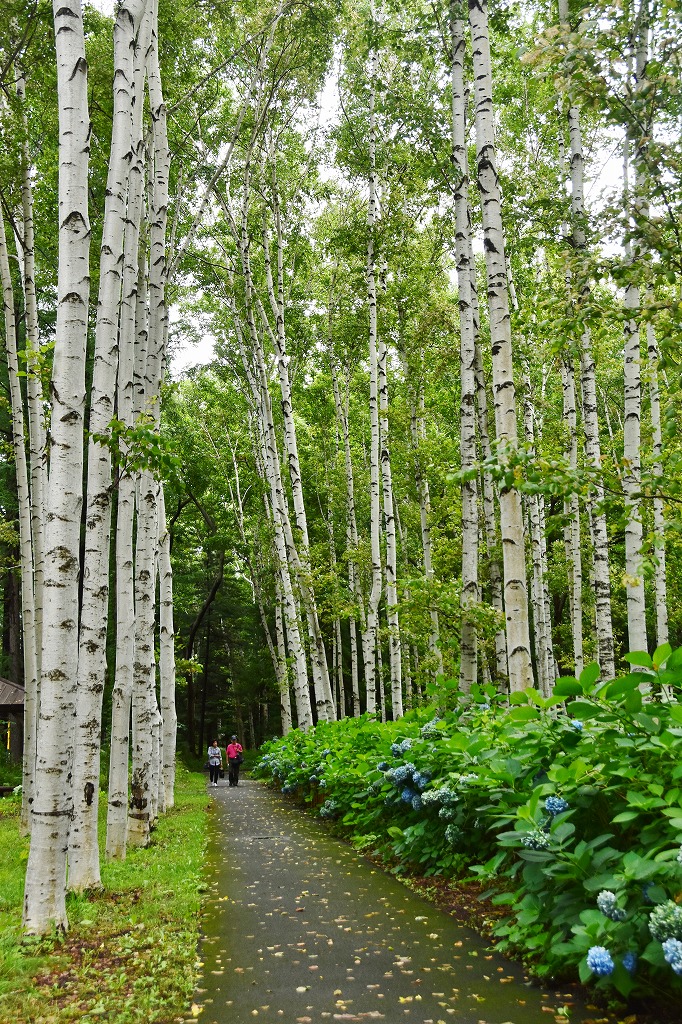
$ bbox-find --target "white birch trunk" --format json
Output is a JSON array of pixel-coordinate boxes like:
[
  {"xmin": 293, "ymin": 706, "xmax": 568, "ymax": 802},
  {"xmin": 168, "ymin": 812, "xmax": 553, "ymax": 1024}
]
[
  {"xmin": 647, "ymin": 320, "xmax": 668, "ymax": 645},
  {"xmin": 106, "ymin": 9, "xmax": 150, "ymax": 861},
  {"xmin": 261, "ymin": 185, "xmax": 334, "ymax": 721},
  {"xmin": 558, "ymin": 0, "xmax": 615, "ymax": 679},
  {"xmin": 377, "ymin": 338, "xmax": 403, "ymax": 717},
  {"xmin": 158, "ymin": 486, "xmax": 177, "ymax": 810},
  {"xmin": 561, "ymin": 356, "xmax": 584, "ymax": 674},
  {"xmin": 365, "ymin": 41, "xmax": 381, "ymax": 715},
  {"xmin": 451, "ymin": 0, "xmax": 478, "ymax": 691},
  {"xmin": 24, "ymin": 0, "xmax": 90, "ymax": 933},
  {"xmin": 275, "ymin": 583, "xmax": 293, "ymax": 734},
  {"xmin": 469, "ymin": 0, "xmax": 533, "ymax": 691},
  {"xmin": 0, "ymin": 213, "xmax": 39, "ymax": 836},
  {"xmin": 69, "ymin": 0, "xmax": 146, "ymax": 892}
]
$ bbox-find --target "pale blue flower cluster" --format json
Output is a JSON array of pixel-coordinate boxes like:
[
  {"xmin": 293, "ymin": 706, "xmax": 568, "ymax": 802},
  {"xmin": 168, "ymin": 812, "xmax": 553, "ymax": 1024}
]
[
  {"xmin": 377, "ymin": 761, "xmax": 390, "ymax": 772},
  {"xmin": 586, "ymin": 946, "xmax": 614, "ymax": 976},
  {"xmin": 545, "ymin": 796, "xmax": 569, "ymax": 816},
  {"xmin": 439, "ymin": 806, "xmax": 458, "ymax": 821},
  {"xmin": 319, "ymin": 798, "xmax": 339, "ymax": 819},
  {"xmin": 521, "ymin": 829, "xmax": 550, "ymax": 850},
  {"xmin": 420, "ymin": 718, "xmax": 441, "ymax": 738},
  {"xmin": 281, "ymin": 783, "xmax": 297, "ymax": 794},
  {"xmin": 412, "ymin": 771, "xmax": 431, "ymax": 790},
  {"xmin": 318, "ymin": 779, "xmax": 327, "ymax": 788},
  {"xmin": 622, "ymin": 951, "xmax": 637, "ymax": 975},
  {"xmin": 411, "ymin": 794, "xmax": 423, "ymax": 811},
  {"xmin": 648, "ymin": 900, "xmax": 682, "ymax": 941},
  {"xmin": 571, "ymin": 720, "xmax": 583, "ymax": 730},
  {"xmin": 596, "ymin": 890, "xmax": 627, "ymax": 922},
  {"xmin": 677, "ymin": 844, "xmax": 682, "ymax": 865},
  {"xmin": 401, "ymin": 787, "xmax": 417, "ymax": 803},
  {"xmin": 421, "ymin": 786, "xmax": 458, "ymax": 808},
  {"xmin": 321, "ymin": 748, "xmax": 331, "ymax": 757},
  {"xmin": 662, "ymin": 938, "xmax": 682, "ymax": 975},
  {"xmin": 458, "ymin": 773, "xmax": 478, "ymax": 785},
  {"xmin": 391, "ymin": 738, "xmax": 412, "ymax": 757},
  {"xmin": 444, "ymin": 823, "xmax": 462, "ymax": 845},
  {"xmin": 385, "ymin": 763, "xmax": 417, "ymax": 786}
]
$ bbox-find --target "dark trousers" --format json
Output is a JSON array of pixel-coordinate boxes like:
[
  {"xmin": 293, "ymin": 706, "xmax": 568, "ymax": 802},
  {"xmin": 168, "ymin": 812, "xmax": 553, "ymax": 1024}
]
[
  {"xmin": 209, "ymin": 763, "xmax": 221, "ymax": 784},
  {"xmin": 228, "ymin": 758, "xmax": 241, "ymax": 786}
]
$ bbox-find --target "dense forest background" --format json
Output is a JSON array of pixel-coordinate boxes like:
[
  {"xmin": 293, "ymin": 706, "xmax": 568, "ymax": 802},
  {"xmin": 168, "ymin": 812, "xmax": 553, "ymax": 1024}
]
[{"xmin": 2, "ymin": 0, "xmax": 682, "ymax": 760}]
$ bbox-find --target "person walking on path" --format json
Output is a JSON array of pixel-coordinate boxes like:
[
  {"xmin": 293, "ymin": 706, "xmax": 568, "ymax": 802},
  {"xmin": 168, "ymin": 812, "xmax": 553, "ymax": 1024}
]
[
  {"xmin": 207, "ymin": 739, "xmax": 222, "ymax": 787},
  {"xmin": 226, "ymin": 735, "xmax": 243, "ymax": 787}
]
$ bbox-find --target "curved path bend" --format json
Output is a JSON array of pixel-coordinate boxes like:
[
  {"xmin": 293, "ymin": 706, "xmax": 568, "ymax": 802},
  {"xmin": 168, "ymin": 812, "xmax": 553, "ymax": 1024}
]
[{"xmin": 189, "ymin": 778, "xmax": 601, "ymax": 1024}]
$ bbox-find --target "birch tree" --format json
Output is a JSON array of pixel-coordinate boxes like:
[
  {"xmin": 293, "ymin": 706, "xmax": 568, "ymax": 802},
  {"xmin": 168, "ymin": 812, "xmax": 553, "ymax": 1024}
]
[{"xmin": 23, "ymin": 0, "xmax": 90, "ymax": 933}]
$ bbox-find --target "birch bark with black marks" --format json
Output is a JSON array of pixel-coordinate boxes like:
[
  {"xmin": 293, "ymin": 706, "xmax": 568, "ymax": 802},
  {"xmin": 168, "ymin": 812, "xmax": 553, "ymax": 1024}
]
[
  {"xmin": 450, "ymin": 0, "xmax": 478, "ymax": 691},
  {"xmin": 0, "ymin": 212, "xmax": 39, "ymax": 837},
  {"xmin": 558, "ymin": 0, "xmax": 615, "ymax": 678},
  {"xmin": 24, "ymin": 0, "xmax": 90, "ymax": 934},
  {"xmin": 70, "ymin": 0, "xmax": 147, "ymax": 892},
  {"xmin": 561, "ymin": 355, "xmax": 584, "ymax": 674},
  {"xmin": 468, "ymin": 0, "xmax": 533, "ymax": 691}
]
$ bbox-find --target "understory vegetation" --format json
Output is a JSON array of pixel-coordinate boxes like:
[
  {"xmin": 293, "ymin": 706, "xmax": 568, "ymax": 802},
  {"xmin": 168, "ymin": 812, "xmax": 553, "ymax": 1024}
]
[
  {"xmin": 255, "ymin": 645, "xmax": 682, "ymax": 1007},
  {"xmin": 0, "ymin": 766, "xmax": 207, "ymax": 1024}
]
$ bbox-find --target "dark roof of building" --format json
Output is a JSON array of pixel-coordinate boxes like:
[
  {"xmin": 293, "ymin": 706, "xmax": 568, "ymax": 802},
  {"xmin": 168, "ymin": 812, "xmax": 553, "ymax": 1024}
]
[{"xmin": 0, "ymin": 679, "xmax": 25, "ymax": 707}]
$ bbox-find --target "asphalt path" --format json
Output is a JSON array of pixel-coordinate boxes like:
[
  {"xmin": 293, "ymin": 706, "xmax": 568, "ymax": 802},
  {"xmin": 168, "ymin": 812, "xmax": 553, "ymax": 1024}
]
[{"xmin": 188, "ymin": 777, "xmax": 601, "ymax": 1024}]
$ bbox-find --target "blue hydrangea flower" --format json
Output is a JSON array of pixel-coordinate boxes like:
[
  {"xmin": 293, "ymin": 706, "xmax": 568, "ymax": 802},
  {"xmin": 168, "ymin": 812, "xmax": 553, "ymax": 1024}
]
[
  {"xmin": 586, "ymin": 946, "xmax": 615, "ymax": 976},
  {"xmin": 521, "ymin": 830, "xmax": 550, "ymax": 850},
  {"xmin": 400, "ymin": 787, "xmax": 417, "ymax": 803},
  {"xmin": 439, "ymin": 806, "xmax": 457, "ymax": 821},
  {"xmin": 321, "ymin": 749, "xmax": 331, "ymax": 757},
  {"xmin": 571, "ymin": 720, "xmax": 584, "ymax": 730},
  {"xmin": 308, "ymin": 775, "xmax": 318, "ymax": 784},
  {"xmin": 459, "ymin": 773, "xmax": 478, "ymax": 785},
  {"xmin": 622, "ymin": 952, "xmax": 637, "ymax": 975},
  {"xmin": 411, "ymin": 794, "xmax": 422, "ymax": 811},
  {"xmin": 319, "ymin": 798, "xmax": 338, "ymax": 819},
  {"xmin": 420, "ymin": 718, "xmax": 441, "ymax": 738},
  {"xmin": 663, "ymin": 938, "xmax": 682, "ymax": 975},
  {"xmin": 377, "ymin": 761, "xmax": 390, "ymax": 772},
  {"xmin": 390, "ymin": 742, "xmax": 402, "ymax": 758},
  {"xmin": 318, "ymin": 779, "xmax": 327, "ymax": 788},
  {"xmin": 545, "ymin": 796, "xmax": 569, "ymax": 816},
  {"xmin": 677, "ymin": 845, "xmax": 682, "ymax": 866},
  {"xmin": 412, "ymin": 772, "xmax": 430, "ymax": 791},
  {"xmin": 597, "ymin": 890, "xmax": 627, "ymax": 922}
]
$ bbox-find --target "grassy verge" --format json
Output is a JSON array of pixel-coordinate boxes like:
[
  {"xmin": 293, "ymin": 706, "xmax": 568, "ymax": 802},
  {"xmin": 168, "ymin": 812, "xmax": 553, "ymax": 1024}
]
[{"xmin": 0, "ymin": 763, "xmax": 210, "ymax": 1024}]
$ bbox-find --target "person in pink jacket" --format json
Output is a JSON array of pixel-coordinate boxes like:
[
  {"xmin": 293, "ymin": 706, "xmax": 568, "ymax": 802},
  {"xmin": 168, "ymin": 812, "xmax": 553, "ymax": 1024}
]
[{"xmin": 226, "ymin": 735, "xmax": 244, "ymax": 787}]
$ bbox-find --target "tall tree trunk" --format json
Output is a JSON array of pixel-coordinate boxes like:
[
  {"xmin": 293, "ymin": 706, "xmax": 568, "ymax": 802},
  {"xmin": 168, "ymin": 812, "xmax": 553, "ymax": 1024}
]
[
  {"xmin": 365, "ymin": 33, "xmax": 382, "ymax": 714},
  {"xmin": 106, "ymin": 9, "xmax": 150, "ymax": 860},
  {"xmin": 70, "ymin": 0, "xmax": 147, "ymax": 892},
  {"xmin": 560, "ymin": 356, "xmax": 584, "ymax": 674},
  {"xmin": 647, "ymin": 319, "xmax": 668, "ymax": 646},
  {"xmin": 24, "ymin": 0, "xmax": 90, "ymax": 933},
  {"xmin": 0, "ymin": 213, "xmax": 39, "ymax": 835},
  {"xmin": 158, "ymin": 486, "xmax": 177, "ymax": 810},
  {"xmin": 377, "ymin": 338, "xmax": 403, "ymax": 717},
  {"xmin": 558, "ymin": 0, "xmax": 615, "ymax": 679},
  {"xmin": 469, "ymin": 0, "xmax": 533, "ymax": 691},
  {"xmin": 451, "ymin": 0, "xmax": 478, "ymax": 691}
]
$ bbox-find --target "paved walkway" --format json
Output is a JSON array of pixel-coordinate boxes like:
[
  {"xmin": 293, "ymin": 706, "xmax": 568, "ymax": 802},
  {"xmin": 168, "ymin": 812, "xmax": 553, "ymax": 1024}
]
[{"xmin": 190, "ymin": 778, "xmax": 597, "ymax": 1024}]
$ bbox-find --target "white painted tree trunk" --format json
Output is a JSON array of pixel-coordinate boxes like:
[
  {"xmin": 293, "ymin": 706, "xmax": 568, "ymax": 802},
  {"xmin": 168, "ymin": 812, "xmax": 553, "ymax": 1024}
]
[
  {"xmin": 377, "ymin": 339, "xmax": 403, "ymax": 717},
  {"xmin": 0, "ymin": 212, "xmax": 39, "ymax": 837},
  {"xmin": 69, "ymin": 0, "xmax": 146, "ymax": 893},
  {"xmin": 560, "ymin": 356, "xmax": 584, "ymax": 674},
  {"xmin": 451, "ymin": 0, "xmax": 478, "ymax": 692},
  {"xmin": 469, "ymin": 0, "xmax": 533, "ymax": 691},
  {"xmin": 558, "ymin": 0, "xmax": 615, "ymax": 679},
  {"xmin": 24, "ymin": 0, "xmax": 90, "ymax": 934}
]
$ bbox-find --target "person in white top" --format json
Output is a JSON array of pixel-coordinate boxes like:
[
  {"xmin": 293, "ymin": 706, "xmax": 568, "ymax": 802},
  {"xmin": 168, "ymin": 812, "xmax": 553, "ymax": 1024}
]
[{"xmin": 207, "ymin": 739, "xmax": 222, "ymax": 787}]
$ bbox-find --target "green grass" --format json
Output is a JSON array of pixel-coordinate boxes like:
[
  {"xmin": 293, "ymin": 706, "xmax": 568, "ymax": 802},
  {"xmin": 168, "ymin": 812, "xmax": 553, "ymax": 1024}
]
[{"xmin": 0, "ymin": 763, "xmax": 210, "ymax": 1024}]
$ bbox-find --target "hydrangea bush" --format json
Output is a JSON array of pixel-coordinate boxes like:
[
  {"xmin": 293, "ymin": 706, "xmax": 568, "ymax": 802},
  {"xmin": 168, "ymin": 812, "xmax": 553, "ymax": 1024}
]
[{"xmin": 254, "ymin": 643, "xmax": 682, "ymax": 1002}]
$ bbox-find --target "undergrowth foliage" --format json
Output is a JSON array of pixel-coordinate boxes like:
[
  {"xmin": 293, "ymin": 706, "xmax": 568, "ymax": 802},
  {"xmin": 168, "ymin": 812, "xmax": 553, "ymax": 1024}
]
[{"xmin": 255, "ymin": 644, "xmax": 682, "ymax": 1004}]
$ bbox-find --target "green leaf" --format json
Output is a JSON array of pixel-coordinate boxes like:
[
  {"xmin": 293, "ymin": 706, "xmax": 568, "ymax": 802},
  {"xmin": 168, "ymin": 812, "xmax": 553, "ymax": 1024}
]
[
  {"xmin": 623, "ymin": 651, "xmax": 653, "ymax": 668},
  {"xmin": 553, "ymin": 679, "xmax": 583, "ymax": 697},
  {"xmin": 579, "ymin": 662, "xmax": 601, "ymax": 690},
  {"xmin": 653, "ymin": 642, "xmax": 673, "ymax": 668}
]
